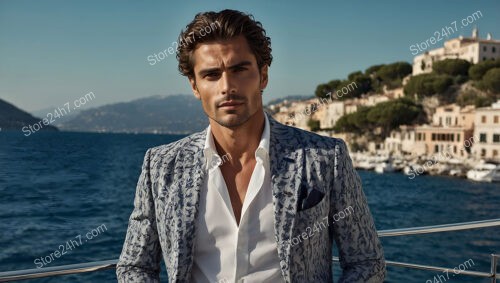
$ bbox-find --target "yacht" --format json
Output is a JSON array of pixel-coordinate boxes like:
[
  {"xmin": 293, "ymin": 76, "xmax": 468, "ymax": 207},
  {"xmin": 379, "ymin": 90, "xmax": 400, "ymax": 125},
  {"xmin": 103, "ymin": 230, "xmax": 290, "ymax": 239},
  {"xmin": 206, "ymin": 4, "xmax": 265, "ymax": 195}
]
[
  {"xmin": 375, "ymin": 161, "xmax": 395, "ymax": 174},
  {"xmin": 466, "ymin": 163, "xmax": 500, "ymax": 182}
]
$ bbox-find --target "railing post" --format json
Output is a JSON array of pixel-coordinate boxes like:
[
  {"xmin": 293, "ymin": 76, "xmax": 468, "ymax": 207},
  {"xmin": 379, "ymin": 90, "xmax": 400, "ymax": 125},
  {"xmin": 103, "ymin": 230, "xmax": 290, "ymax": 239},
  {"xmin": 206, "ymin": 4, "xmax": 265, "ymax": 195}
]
[{"xmin": 491, "ymin": 254, "xmax": 498, "ymax": 283}]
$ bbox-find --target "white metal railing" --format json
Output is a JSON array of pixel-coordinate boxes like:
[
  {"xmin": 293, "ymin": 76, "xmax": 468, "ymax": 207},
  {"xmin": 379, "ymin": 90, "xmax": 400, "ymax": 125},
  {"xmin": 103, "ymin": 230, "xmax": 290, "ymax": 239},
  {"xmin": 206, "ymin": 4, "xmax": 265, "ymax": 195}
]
[{"xmin": 0, "ymin": 219, "xmax": 499, "ymax": 282}]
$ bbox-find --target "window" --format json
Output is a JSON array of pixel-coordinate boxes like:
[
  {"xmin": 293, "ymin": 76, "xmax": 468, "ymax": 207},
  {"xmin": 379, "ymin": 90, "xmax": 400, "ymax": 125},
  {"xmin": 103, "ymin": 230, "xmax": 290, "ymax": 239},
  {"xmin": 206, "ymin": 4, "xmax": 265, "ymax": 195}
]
[
  {"xmin": 445, "ymin": 117, "xmax": 451, "ymax": 125},
  {"xmin": 432, "ymin": 133, "xmax": 436, "ymax": 141},
  {"xmin": 480, "ymin": 133, "xmax": 487, "ymax": 143},
  {"xmin": 457, "ymin": 134, "xmax": 460, "ymax": 141},
  {"xmin": 483, "ymin": 57, "xmax": 486, "ymax": 61},
  {"xmin": 493, "ymin": 47, "xmax": 496, "ymax": 53},
  {"xmin": 435, "ymin": 145, "xmax": 439, "ymax": 153},
  {"xmin": 493, "ymin": 134, "xmax": 500, "ymax": 143},
  {"xmin": 494, "ymin": 116, "xmax": 499, "ymax": 123},
  {"xmin": 481, "ymin": 149, "xmax": 486, "ymax": 157},
  {"xmin": 481, "ymin": 116, "xmax": 486, "ymax": 123},
  {"xmin": 454, "ymin": 146, "xmax": 457, "ymax": 153},
  {"xmin": 494, "ymin": 150, "xmax": 498, "ymax": 157},
  {"xmin": 483, "ymin": 46, "xmax": 487, "ymax": 52}
]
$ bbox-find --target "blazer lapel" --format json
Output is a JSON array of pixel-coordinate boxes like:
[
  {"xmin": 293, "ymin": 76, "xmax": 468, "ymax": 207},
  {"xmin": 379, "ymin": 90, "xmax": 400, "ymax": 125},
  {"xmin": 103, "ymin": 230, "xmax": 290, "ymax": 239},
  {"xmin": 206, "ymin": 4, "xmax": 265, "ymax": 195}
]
[
  {"xmin": 171, "ymin": 129, "xmax": 207, "ymax": 282},
  {"xmin": 268, "ymin": 114, "xmax": 303, "ymax": 282}
]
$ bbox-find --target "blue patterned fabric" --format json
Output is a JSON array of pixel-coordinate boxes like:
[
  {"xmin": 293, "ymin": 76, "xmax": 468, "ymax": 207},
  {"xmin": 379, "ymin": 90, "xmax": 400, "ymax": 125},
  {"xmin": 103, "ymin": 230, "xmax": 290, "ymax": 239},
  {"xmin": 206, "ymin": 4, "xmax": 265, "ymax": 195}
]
[{"xmin": 116, "ymin": 113, "xmax": 386, "ymax": 282}]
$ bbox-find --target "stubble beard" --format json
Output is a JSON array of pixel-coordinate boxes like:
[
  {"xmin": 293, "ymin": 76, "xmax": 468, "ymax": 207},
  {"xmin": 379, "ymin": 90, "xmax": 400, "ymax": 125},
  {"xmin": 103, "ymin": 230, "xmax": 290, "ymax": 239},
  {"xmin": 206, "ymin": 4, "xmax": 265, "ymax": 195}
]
[
  {"xmin": 205, "ymin": 89, "xmax": 263, "ymax": 128},
  {"xmin": 211, "ymin": 108, "xmax": 252, "ymax": 128}
]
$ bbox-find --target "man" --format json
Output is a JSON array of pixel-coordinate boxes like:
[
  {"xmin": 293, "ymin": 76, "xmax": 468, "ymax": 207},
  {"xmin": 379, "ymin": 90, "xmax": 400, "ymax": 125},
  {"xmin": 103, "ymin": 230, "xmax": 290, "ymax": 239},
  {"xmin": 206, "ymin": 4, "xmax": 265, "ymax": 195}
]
[{"xmin": 117, "ymin": 9, "xmax": 385, "ymax": 283}]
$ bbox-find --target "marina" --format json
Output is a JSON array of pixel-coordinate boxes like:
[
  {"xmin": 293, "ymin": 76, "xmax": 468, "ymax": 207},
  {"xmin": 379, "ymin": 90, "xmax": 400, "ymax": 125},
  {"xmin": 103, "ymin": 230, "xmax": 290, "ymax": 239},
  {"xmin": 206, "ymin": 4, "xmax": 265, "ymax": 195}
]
[{"xmin": 351, "ymin": 151, "xmax": 500, "ymax": 182}]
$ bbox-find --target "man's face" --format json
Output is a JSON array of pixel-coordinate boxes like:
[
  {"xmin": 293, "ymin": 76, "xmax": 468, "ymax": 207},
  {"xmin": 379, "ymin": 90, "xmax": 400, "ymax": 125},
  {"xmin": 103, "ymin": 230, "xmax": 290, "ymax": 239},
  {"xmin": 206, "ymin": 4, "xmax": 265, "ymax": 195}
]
[{"xmin": 189, "ymin": 35, "xmax": 268, "ymax": 128}]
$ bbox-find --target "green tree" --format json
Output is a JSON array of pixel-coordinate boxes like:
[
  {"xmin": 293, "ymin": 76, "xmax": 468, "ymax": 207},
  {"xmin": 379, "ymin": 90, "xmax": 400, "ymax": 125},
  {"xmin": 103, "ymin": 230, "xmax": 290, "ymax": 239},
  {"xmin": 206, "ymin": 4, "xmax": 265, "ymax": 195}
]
[
  {"xmin": 328, "ymin": 79, "xmax": 342, "ymax": 92},
  {"xmin": 333, "ymin": 98, "xmax": 425, "ymax": 137},
  {"xmin": 366, "ymin": 98, "xmax": 424, "ymax": 136},
  {"xmin": 307, "ymin": 119, "xmax": 320, "ymax": 132},
  {"xmin": 377, "ymin": 62, "xmax": 412, "ymax": 81},
  {"xmin": 365, "ymin": 64, "xmax": 386, "ymax": 76},
  {"xmin": 315, "ymin": 80, "xmax": 343, "ymax": 98},
  {"xmin": 342, "ymin": 72, "xmax": 373, "ymax": 98},
  {"xmin": 315, "ymin": 83, "xmax": 331, "ymax": 98},
  {"xmin": 479, "ymin": 68, "xmax": 500, "ymax": 93},
  {"xmin": 373, "ymin": 61, "xmax": 412, "ymax": 90},
  {"xmin": 469, "ymin": 58, "xmax": 500, "ymax": 80},
  {"xmin": 404, "ymin": 73, "xmax": 453, "ymax": 96},
  {"xmin": 432, "ymin": 59, "xmax": 471, "ymax": 76},
  {"xmin": 348, "ymin": 71, "xmax": 363, "ymax": 81}
]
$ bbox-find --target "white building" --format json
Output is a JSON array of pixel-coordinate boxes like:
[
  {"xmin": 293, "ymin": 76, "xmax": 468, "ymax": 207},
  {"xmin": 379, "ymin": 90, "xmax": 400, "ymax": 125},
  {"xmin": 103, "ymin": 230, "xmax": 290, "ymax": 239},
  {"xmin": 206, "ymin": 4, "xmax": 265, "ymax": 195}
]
[
  {"xmin": 384, "ymin": 104, "xmax": 476, "ymax": 158},
  {"xmin": 413, "ymin": 28, "xmax": 500, "ymax": 75},
  {"xmin": 472, "ymin": 100, "xmax": 500, "ymax": 161},
  {"xmin": 384, "ymin": 125, "xmax": 421, "ymax": 155}
]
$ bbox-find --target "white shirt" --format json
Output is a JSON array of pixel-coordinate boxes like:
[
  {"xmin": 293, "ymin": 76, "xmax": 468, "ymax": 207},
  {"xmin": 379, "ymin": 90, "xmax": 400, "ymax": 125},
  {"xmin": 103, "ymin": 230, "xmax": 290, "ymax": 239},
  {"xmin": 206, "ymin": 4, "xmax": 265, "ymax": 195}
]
[{"xmin": 192, "ymin": 113, "xmax": 284, "ymax": 283}]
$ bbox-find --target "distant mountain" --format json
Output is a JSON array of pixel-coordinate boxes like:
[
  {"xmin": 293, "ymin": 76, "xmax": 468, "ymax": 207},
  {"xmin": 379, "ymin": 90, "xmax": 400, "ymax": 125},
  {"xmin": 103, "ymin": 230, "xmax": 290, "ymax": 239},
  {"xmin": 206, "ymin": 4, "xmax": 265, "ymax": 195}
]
[
  {"xmin": 32, "ymin": 107, "xmax": 81, "ymax": 127},
  {"xmin": 0, "ymin": 98, "xmax": 58, "ymax": 133},
  {"xmin": 59, "ymin": 94, "xmax": 208, "ymax": 134}
]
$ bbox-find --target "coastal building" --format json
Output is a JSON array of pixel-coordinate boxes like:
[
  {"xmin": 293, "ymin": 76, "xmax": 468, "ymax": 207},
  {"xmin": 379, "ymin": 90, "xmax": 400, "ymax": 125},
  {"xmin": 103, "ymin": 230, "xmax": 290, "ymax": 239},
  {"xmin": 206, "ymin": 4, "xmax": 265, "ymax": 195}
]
[
  {"xmin": 383, "ymin": 104, "xmax": 475, "ymax": 157},
  {"xmin": 413, "ymin": 28, "xmax": 500, "ymax": 75},
  {"xmin": 383, "ymin": 86, "xmax": 405, "ymax": 100},
  {"xmin": 384, "ymin": 125, "xmax": 421, "ymax": 155},
  {"xmin": 414, "ymin": 125, "xmax": 473, "ymax": 157},
  {"xmin": 315, "ymin": 101, "xmax": 345, "ymax": 129},
  {"xmin": 432, "ymin": 104, "xmax": 475, "ymax": 129},
  {"xmin": 273, "ymin": 98, "xmax": 321, "ymax": 131},
  {"xmin": 413, "ymin": 104, "xmax": 475, "ymax": 158},
  {"xmin": 271, "ymin": 92, "xmax": 394, "ymax": 134},
  {"xmin": 472, "ymin": 100, "xmax": 500, "ymax": 161}
]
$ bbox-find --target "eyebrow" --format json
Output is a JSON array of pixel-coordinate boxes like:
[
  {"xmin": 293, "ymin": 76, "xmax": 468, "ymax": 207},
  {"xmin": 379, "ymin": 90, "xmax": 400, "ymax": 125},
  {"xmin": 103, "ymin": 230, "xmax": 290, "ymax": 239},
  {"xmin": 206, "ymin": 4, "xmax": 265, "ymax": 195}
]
[{"xmin": 198, "ymin": 61, "xmax": 253, "ymax": 77}]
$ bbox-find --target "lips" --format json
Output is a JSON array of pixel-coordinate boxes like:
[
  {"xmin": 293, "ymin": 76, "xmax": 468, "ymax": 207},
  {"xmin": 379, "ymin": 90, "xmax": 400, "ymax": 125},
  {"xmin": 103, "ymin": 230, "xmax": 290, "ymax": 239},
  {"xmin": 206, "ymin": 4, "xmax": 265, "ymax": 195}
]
[{"xmin": 219, "ymin": 101, "xmax": 244, "ymax": 107}]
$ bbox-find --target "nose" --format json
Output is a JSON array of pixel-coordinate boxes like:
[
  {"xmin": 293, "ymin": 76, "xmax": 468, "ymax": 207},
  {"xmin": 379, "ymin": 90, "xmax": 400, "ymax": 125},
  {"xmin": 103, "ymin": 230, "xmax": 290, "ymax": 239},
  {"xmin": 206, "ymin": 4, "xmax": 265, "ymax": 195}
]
[{"xmin": 219, "ymin": 71, "xmax": 237, "ymax": 95}]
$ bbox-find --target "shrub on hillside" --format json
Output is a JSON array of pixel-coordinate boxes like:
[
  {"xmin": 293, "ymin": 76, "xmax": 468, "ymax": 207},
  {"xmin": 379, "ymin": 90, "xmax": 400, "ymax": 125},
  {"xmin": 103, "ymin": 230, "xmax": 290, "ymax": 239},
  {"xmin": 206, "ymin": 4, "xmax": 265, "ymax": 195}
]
[
  {"xmin": 469, "ymin": 58, "xmax": 500, "ymax": 80},
  {"xmin": 478, "ymin": 67, "xmax": 500, "ymax": 93},
  {"xmin": 404, "ymin": 73, "xmax": 453, "ymax": 96},
  {"xmin": 432, "ymin": 59, "xmax": 471, "ymax": 76}
]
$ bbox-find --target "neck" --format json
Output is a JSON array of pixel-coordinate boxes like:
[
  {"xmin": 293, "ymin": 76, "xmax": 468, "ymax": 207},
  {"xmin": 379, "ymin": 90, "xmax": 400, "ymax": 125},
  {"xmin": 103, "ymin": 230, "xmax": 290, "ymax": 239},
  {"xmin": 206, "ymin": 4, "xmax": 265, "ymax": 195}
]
[{"xmin": 209, "ymin": 110, "xmax": 265, "ymax": 165}]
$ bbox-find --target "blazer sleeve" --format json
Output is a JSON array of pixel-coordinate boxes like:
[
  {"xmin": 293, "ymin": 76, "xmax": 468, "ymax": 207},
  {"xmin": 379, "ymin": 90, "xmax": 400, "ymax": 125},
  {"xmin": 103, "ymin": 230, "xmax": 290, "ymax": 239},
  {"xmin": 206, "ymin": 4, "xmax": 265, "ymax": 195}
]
[
  {"xmin": 116, "ymin": 148, "xmax": 162, "ymax": 283},
  {"xmin": 329, "ymin": 139, "xmax": 386, "ymax": 283}
]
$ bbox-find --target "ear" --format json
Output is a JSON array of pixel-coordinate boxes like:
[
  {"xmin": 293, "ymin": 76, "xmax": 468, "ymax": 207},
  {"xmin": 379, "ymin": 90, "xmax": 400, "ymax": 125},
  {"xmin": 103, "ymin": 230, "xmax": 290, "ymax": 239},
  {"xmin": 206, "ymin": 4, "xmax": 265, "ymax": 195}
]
[
  {"xmin": 189, "ymin": 77, "xmax": 201, "ymax": 100},
  {"xmin": 259, "ymin": 65, "xmax": 269, "ymax": 91}
]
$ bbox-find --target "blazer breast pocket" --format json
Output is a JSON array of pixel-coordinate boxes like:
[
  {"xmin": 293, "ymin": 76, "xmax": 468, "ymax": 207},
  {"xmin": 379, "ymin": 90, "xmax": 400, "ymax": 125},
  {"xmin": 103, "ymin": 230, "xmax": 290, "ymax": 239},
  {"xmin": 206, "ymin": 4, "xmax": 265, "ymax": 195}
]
[
  {"xmin": 291, "ymin": 187, "xmax": 329, "ymax": 251},
  {"xmin": 297, "ymin": 186, "xmax": 326, "ymax": 212},
  {"xmin": 295, "ymin": 187, "xmax": 329, "ymax": 231}
]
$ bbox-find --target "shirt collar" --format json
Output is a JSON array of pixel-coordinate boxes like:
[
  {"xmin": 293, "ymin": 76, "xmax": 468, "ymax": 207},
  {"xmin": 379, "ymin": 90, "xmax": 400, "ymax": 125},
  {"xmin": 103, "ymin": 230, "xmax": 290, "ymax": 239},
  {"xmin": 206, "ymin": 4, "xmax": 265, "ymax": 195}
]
[{"xmin": 203, "ymin": 112, "xmax": 270, "ymax": 171}]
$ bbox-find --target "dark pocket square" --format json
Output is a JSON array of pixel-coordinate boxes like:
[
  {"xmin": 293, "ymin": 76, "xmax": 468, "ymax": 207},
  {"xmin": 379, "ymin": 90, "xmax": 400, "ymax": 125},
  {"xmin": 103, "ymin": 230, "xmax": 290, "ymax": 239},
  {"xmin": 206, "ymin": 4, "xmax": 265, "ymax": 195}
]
[{"xmin": 298, "ymin": 186, "xmax": 325, "ymax": 211}]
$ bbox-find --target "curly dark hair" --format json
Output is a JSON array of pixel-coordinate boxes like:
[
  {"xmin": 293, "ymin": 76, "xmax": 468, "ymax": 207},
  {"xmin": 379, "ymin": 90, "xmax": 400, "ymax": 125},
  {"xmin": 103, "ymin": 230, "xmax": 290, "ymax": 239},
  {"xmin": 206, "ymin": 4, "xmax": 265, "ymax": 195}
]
[{"xmin": 176, "ymin": 9, "xmax": 272, "ymax": 79}]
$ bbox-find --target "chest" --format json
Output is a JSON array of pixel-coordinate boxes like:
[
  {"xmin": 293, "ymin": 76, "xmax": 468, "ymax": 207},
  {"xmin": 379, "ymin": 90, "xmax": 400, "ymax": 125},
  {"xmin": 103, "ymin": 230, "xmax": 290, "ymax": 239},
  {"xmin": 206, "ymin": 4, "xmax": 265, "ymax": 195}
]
[{"xmin": 220, "ymin": 161, "xmax": 257, "ymax": 203}]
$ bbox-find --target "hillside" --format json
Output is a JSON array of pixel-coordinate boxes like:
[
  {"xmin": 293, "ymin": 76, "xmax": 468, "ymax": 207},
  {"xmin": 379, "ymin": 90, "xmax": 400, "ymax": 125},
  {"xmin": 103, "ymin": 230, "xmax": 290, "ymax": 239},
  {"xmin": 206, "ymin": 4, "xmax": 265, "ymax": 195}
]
[
  {"xmin": 0, "ymin": 98, "xmax": 58, "ymax": 133},
  {"xmin": 58, "ymin": 94, "xmax": 208, "ymax": 134}
]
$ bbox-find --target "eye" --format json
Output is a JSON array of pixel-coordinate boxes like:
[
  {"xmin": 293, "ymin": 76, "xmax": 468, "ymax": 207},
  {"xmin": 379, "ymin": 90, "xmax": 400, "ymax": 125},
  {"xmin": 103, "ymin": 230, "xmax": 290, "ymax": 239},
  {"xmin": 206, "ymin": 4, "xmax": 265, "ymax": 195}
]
[
  {"xmin": 234, "ymin": 67, "xmax": 247, "ymax": 72},
  {"xmin": 205, "ymin": 72, "xmax": 219, "ymax": 78}
]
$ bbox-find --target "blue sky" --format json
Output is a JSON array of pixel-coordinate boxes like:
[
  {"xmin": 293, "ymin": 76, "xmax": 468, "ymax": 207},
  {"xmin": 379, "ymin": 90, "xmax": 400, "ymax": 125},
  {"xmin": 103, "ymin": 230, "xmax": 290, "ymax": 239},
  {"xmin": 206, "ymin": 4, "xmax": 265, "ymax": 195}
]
[{"xmin": 1, "ymin": 0, "xmax": 499, "ymax": 112}]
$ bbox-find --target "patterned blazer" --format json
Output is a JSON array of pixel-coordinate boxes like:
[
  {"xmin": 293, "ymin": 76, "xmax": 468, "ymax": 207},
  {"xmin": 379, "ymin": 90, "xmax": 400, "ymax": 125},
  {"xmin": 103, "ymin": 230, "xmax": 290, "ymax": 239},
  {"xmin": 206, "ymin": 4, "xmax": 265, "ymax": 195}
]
[{"xmin": 117, "ymin": 113, "xmax": 386, "ymax": 283}]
